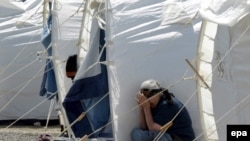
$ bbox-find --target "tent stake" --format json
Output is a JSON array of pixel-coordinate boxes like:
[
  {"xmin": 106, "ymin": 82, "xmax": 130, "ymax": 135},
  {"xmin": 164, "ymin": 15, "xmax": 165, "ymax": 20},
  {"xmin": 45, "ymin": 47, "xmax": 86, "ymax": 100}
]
[
  {"xmin": 185, "ymin": 59, "xmax": 211, "ymax": 92},
  {"xmin": 77, "ymin": 112, "xmax": 86, "ymax": 121},
  {"xmin": 79, "ymin": 135, "xmax": 88, "ymax": 141},
  {"xmin": 160, "ymin": 120, "xmax": 173, "ymax": 131}
]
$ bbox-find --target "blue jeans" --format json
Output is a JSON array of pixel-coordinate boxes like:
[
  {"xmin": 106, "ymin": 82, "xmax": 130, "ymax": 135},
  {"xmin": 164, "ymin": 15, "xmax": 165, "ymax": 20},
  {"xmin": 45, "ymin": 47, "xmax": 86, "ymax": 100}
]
[{"xmin": 130, "ymin": 128, "xmax": 173, "ymax": 141}]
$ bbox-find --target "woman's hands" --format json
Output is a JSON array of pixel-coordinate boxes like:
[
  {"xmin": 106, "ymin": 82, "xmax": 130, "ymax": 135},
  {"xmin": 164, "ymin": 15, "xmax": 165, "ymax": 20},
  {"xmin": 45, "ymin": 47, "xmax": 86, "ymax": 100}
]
[
  {"xmin": 136, "ymin": 91, "xmax": 162, "ymax": 131},
  {"xmin": 136, "ymin": 92, "xmax": 150, "ymax": 108}
]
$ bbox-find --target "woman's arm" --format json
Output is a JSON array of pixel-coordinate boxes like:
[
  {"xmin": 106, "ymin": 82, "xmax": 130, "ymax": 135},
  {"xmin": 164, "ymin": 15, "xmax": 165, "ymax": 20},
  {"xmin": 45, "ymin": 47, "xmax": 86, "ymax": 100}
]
[
  {"xmin": 137, "ymin": 92, "xmax": 162, "ymax": 131},
  {"xmin": 136, "ymin": 92, "xmax": 147, "ymax": 129},
  {"xmin": 139, "ymin": 107, "xmax": 147, "ymax": 129},
  {"xmin": 143, "ymin": 104, "xmax": 162, "ymax": 131}
]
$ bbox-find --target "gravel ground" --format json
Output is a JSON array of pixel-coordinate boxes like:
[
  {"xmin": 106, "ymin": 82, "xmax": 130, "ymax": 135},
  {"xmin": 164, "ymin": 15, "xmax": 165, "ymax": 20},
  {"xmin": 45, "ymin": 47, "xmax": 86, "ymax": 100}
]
[{"xmin": 0, "ymin": 125, "xmax": 61, "ymax": 141}]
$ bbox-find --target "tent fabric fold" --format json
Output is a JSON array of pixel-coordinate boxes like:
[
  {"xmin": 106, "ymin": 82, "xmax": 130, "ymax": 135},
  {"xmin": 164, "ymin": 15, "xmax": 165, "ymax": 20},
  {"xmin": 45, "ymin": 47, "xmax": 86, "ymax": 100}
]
[
  {"xmin": 40, "ymin": 3, "xmax": 58, "ymax": 99},
  {"xmin": 63, "ymin": 29, "xmax": 110, "ymax": 138},
  {"xmin": 199, "ymin": 0, "xmax": 250, "ymax": 26}
]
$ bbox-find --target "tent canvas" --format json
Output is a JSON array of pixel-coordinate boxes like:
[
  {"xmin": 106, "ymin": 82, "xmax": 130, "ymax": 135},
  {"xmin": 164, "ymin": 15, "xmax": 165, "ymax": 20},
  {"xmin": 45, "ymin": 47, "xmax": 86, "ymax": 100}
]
[
  {"xmin": 197, "ymin": 0, "xmax": 250, "ymax": 140},
  {"xmin": 61, "ymin": 0, "xmax": 203, "ymax": 140},
  {"xmin": 2, "ymin": 0, "xmax": 247, "ymax": 140},
  {"xmin": 0, "ymin": 0, "xmax": 58, "ymax": 121},
  {"xmin": 106, "ymin": 1, "xmax": 202, "ymax": 140},
  {"xmin": 50, "ymin": 0, "xmax": 84, "ymax": 137}
]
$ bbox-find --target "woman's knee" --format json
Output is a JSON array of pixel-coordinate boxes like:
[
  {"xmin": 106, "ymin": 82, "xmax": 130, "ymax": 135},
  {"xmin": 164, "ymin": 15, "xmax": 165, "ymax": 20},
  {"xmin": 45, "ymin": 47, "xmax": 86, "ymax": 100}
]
[{"xmin": 130, "ymin": 128, "xmax": 144, "ymax": 141}]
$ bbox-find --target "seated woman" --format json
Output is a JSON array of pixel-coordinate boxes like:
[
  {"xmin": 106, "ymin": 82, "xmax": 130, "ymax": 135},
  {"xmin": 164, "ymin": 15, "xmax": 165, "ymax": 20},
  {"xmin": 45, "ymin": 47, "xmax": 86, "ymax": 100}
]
[{"xmin": 131, "ymin": 79, "xmax": 195, "ymax": 141}]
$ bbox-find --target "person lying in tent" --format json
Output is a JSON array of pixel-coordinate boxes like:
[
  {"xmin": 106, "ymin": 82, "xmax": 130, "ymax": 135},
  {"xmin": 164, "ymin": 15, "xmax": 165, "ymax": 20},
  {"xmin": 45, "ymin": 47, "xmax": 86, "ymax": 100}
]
[
  {"xmin": 130, "ymin": 79, "xmax": 195, "ymax": 141},
  {"xmin": 65, "ymin": 54, "xmax": 78, "ymax": 80}
]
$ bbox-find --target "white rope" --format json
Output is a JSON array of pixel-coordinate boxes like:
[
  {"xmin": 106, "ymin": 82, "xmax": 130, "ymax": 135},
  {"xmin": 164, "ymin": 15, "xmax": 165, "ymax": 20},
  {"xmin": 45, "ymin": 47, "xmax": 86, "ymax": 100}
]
[
  {"xmin": 0, "ymin": 0, "xmax": 54, "ymax": 75},
  {"xmin": 3, "ymin": 92, "xmax": 57, "ymax": 129},
  {"xmin": 77, "ymin": 0, "xmax": 104, "ymax": 49},
  {"xmin": 193, "ymin": 23, "xmax": 250, "ymax": 141},
  {"xmin": 52, "ymin": 0, "xmax": 86, "ymax": 32},
  {"xmin": 3, "ymin": 1, "xmax": 243, "ymax": 141},
  {"xmin": 0, "ymin": 0, "xmax": 85, "ymax": 134},
  {"xmin": 68, "ymin": 13, "xmax": 249, "ymax": 141},
  {"xmin": 73, "ymin": 5, "xmax": 197, "ymax": 140},
  {"xmin": 57, "ymin": 41, "xmax": 109, "ymax": 136},
  {"xmin": 0, "ymin": 60, "xmax": 56, "ymax": 101},
  {"xmin": 84, "ymin": 71, "xmax": 189, "ymax": 139},
  {"xmin": 0, "ymin": 1, "xmax": 46, "ymax": 83},
  {"xmin": 199, "ymin": 94, "xmax": 250, "ymax": 141},
  {"xmin": 0, "ymin": 57, "xmax": 57, "ymax": 112},
  {"xmin": 0, "ymin": 0, "xmax": 44, "ymax": 77},
  {"xmin": 0, "ymin": 58, "xmax": 65, "ymax": 131},
  {"xmin": 0, "ymin": 59, "xmax": 52, "ymax": 113},
  {"xmin": 0, "ymin": 55, "xmax": 59, "ymax": 127},
  {"xmin": 0, "ymin": 36, "xmax": 42, "ymax": 78},
  {"xmin": 208, "ymin": 24, "xmax": 250, "ymax": 82},
  {"xmin": 146, "ymin": 20, "xmax": 202, "ymax": 141},
  {"xmin": 45, "ymin": 98, "xmax": 56, "ymax": 129},
  {"xmin": 0, "ymin": 58, "xmax": 38, "ymax": 84},
  {"xmin": 58, "ymin": 92, "xmax": 110, "ymax": 137},
  {"xmin": 153, "ymin": 70, "xmax": 195, "ymax": 141},
  {"xmin": 119, "ymin": 17, "xmax": 250, "ymax": 141}
]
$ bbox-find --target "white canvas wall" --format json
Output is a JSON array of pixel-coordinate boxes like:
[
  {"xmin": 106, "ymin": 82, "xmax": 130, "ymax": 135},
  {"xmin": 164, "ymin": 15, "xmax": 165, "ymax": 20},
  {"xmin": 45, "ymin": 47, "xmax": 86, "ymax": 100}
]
[
  {"xmin": 0, "ymin": 0, "xmax": 57, "ymax": 120},
  {"xmin": 106, "ymin": 0, "xmax": 202, "ymax": 140},
  {"xmin": 198, "ymin": 0, "xmax": 250, "ymax": 140}
]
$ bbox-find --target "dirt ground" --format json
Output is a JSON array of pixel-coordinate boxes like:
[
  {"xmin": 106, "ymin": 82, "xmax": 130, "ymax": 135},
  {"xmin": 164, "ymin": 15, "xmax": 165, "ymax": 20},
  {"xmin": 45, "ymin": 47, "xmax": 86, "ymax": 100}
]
[{"xmin": 0, "ymin": 125, "xmax": 61, "ymax": 141}]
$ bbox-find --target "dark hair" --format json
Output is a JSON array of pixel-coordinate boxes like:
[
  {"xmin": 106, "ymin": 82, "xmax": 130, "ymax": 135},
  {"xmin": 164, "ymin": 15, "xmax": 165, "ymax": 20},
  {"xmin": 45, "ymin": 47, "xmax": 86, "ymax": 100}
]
[
  {"xmin": 161, "ymin": 88, "xmax": 174, "ymax": 105},
  {"xmin": 66, "ymin": 54, "xmax": 77, "ymax": 72},
  {"xmin": 144, "ymin": 88, "xmax": 174, "ymax": 105}
]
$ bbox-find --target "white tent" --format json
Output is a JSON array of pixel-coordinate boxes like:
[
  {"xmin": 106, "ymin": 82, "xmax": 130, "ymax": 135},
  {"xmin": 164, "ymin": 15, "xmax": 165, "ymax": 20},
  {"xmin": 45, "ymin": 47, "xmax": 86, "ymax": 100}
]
[
  {"xmin": 106, "ymin": 0, "xmax": 202, "ymax": 140},
  {"xmin": 61, "ymin": 0, "xmax": 250, "ymax": 141},
  {"xmin": 197, "ymin": 0, "xmax": 250, "ymax": 140},
  {"xmin": 50, "ymin": 0, "xmax": 84, "ymax": 137},
  {"xmin": 0, "ymin": 0, "xmax": 57, "ymax": 121},
  {"xmin": 2, "ymin": 0, "xmax": 249, "ymax": 141},
  {"xmin": 61, "ymin": 0, "xmax": 203, "ymax": 140}
]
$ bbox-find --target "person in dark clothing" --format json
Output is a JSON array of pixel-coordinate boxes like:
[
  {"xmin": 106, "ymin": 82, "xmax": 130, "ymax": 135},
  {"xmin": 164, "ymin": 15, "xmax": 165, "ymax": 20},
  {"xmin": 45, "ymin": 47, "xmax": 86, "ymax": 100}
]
[
  {"xmin": 131, "ymin": 79, "xmax": 195, "ymax": 141},
  {"xmin": 65, "ymin": 54, "xmax": 77, "ymax": 80}
]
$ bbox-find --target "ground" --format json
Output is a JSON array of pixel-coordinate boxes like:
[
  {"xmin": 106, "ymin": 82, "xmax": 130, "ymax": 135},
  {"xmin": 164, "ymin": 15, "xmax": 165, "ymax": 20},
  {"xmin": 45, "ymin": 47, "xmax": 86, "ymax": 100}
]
[{"xmin": 0, "ymin": 125, "xmax": 61, "ymax": 141}]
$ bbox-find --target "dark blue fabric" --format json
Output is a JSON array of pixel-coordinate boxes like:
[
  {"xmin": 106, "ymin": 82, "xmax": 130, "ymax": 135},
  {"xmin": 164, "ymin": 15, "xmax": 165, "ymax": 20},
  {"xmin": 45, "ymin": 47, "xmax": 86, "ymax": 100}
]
[
  {"xmin": 40, "ymin": 4, "xmax": 58, "ymax": 99},
  {"xmin": 39, "ymin": 59, "xmax": 57, "ymax": 99},
  {"xmin": 63, "ymin": 29, "xmax": 110, "ymax": 138},
  {"xmin": 131, "ymin": 128, "xmax": 173, "ymax": 141},
  {"xmin": 152, "ymin": 96, "xmax": 195, "ymax": 141},
  {"xmin": 63, "ymin": 101, "xmax": 93, "ymax": 137}
]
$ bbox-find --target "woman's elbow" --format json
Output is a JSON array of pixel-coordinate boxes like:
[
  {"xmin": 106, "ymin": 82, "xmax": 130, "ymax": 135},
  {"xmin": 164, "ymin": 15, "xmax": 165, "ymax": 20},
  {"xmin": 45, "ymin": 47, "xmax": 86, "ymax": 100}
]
[{"xmin": 148, "ymin": 123, "xmax": 161, "ymax": 131}]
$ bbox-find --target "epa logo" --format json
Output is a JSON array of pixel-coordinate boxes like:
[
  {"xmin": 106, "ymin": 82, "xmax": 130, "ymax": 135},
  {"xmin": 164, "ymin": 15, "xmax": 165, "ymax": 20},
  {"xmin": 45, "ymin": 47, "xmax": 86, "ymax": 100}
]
[
  {"xmin": 227, "ymin": 125, "xmax": 250, "ymax": 141},
  {"xmin": 231, "ymin": 131, "xmax": 247, "ymax": 138}
]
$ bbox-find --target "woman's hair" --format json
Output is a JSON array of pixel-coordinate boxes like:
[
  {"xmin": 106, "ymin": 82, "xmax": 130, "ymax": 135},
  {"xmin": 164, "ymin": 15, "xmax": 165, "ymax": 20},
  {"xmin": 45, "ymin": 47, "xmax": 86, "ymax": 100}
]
[
  {"xmin": 160, "ymin": 88, "xmax": 174, "ymax": 105},
  {"xmin": 66, "ymin": 54, "xmax": 77, "ymax": 72},
  {"xmin": 146, "ymin": 88, "xmax": 174, "ymax": 105}
]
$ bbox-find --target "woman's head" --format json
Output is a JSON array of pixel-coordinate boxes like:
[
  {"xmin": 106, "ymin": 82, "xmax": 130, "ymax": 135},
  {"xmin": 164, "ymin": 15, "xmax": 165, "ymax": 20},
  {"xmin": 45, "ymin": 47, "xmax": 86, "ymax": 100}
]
[{"xmin": 140, "ymin": 79, "xmax": 162, "ymax": 107}]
